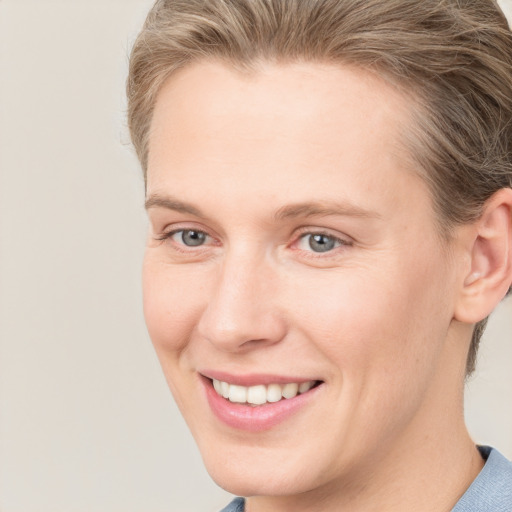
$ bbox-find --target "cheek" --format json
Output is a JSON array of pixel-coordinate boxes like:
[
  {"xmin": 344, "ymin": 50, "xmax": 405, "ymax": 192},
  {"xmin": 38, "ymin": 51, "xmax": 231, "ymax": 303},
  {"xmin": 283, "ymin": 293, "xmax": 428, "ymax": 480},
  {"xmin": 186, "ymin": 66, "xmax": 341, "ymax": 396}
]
[
  {"xmin": 284, "ymin": 256, "xmax": 451, "ymax": 382},
  {"xmin": 142, "ymin": 255, "xmax": 206, "ymax": 355},
  {"xmin": 283, "ymin": 265, "xmax": 450, "ymax": 449}
]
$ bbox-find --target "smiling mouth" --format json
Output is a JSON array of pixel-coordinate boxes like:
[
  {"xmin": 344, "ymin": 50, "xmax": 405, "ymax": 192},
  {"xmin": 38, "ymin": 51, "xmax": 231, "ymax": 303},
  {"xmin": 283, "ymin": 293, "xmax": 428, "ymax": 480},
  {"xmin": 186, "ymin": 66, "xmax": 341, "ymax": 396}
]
[{"xmin": 211, "ymin": 378, "xmax": 321, "ymax": 406}]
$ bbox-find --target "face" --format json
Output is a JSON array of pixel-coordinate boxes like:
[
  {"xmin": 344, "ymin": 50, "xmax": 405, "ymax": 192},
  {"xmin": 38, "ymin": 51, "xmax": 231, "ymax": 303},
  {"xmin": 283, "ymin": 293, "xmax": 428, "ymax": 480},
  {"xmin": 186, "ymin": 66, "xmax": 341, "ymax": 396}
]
[{"xmin": 143, "ymin": 61, "xmax": 464, "ymax": 498}]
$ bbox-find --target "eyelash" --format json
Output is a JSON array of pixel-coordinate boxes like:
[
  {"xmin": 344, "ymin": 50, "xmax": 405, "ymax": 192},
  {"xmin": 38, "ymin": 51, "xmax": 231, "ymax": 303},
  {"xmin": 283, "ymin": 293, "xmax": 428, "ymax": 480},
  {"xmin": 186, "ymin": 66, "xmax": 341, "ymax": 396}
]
[{"xmin": 155, "ymin": 227, "xmax": 352, "ymax": 256}]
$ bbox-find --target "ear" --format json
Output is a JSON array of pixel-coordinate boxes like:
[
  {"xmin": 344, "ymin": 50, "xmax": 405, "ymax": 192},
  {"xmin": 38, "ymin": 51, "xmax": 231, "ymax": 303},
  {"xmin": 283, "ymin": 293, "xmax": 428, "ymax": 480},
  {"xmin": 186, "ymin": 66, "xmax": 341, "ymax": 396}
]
[{"xmin": 454, "ymin": 188, "xmax": 512, "ymax": 324}]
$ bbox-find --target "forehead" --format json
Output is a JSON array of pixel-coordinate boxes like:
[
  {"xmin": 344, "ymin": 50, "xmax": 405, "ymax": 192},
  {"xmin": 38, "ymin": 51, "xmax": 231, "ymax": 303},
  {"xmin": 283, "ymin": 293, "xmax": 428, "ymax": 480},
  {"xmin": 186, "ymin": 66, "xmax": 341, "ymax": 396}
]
[
  {"xmin": 148, "ymin": 60, "xmax": 411, "ymax": 164},
  {"xmin": 147, "ymin": 60, "xmax": 430, "ymax": 222}
]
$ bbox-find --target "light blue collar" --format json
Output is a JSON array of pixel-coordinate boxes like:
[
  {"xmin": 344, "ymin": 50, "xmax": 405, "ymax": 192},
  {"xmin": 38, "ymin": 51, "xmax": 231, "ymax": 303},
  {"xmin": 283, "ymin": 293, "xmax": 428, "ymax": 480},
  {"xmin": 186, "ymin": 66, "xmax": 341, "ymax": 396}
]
[{"xmin": 451, "ymin": 446, "xmax": 512, "ymax": 511}]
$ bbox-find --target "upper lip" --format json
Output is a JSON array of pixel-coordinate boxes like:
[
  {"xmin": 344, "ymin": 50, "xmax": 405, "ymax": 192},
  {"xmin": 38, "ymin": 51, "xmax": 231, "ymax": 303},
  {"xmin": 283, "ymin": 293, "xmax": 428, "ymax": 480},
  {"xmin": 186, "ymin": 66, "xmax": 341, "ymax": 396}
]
[{"xmin": 199, "ymin": 370, "xmax": 321, "ymax": 387}]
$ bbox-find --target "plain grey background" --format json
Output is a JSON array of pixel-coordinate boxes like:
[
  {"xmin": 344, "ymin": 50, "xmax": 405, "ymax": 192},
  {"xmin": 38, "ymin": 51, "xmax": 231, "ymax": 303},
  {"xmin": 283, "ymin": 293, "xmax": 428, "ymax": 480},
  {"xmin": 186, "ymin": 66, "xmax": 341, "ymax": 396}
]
[{"xmin": 0, "ymin": 1, "xmax": 511, "ymax": 511}]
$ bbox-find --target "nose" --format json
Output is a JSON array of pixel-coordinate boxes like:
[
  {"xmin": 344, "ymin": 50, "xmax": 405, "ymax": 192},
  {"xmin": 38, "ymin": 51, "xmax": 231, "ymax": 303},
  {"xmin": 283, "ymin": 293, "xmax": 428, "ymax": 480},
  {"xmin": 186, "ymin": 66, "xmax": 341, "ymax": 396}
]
[{"xmin": 196, "ymin": 252, "xmax": 287, "ymax": 352}]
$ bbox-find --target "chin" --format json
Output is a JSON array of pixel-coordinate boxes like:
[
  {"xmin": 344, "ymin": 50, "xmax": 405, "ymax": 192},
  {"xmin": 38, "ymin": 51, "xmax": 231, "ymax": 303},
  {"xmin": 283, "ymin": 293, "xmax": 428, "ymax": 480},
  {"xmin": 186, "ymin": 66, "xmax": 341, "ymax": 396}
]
[
  {"xmin": 208, "ymin": 466, "xmax": 305, "ymax": 498},
  {"xmin": 199, "ymin": 443, "xmax": 325, "ymax": 498}
]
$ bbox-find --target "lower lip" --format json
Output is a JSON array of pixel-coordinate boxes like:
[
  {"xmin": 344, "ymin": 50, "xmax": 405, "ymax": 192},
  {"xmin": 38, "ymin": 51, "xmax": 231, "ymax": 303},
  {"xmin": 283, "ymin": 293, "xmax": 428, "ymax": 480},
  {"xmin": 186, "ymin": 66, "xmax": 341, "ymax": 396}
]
[{"xmin": 201, "ymin": 376, "xmax": 323, "ymax": 432}]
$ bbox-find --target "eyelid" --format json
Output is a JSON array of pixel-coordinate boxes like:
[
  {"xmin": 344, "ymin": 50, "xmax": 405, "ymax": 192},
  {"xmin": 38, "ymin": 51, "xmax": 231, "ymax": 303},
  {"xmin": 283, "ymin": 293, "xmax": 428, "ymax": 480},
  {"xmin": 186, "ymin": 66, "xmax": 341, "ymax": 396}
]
[{"xmin": 293, "ymin": 226, "xmax": 353, "ymax": 242}]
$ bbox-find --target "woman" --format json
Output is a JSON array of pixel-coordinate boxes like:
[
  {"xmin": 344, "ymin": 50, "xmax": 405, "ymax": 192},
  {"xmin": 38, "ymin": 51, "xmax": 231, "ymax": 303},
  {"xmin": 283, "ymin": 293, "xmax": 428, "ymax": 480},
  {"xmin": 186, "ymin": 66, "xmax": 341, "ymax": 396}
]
[{"xmin": 127, "ymin": 1, "xmax": 512, "ymax": 510}]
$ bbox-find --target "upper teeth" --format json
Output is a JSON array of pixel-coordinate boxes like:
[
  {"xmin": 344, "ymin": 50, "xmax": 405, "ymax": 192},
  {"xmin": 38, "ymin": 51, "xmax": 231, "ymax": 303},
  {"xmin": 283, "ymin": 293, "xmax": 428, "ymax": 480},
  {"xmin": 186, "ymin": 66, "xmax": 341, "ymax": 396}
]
[{"xmin": 212, "ymin": 379, "xmax": 316, "ymax": 405}]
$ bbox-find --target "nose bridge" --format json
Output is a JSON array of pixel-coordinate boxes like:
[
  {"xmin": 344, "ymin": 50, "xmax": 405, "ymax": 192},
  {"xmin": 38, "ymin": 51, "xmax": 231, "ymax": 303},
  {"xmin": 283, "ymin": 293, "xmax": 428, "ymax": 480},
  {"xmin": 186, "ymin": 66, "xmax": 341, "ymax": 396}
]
[{"xmin": 197, "ymin": 246, "xmax": 284, "ymax": 351}]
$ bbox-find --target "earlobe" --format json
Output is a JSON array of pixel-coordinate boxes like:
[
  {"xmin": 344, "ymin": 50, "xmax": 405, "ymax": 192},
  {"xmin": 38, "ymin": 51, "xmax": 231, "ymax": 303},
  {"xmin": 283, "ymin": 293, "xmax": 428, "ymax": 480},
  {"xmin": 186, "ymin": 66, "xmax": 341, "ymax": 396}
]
[{"xmin": 454, "ymin": 188, "xmax": 512, "ymax": 324}]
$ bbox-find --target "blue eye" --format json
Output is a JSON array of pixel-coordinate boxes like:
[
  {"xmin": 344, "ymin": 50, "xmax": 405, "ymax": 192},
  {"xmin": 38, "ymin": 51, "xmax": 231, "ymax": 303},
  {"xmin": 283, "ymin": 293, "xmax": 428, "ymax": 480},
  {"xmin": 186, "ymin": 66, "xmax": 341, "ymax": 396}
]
[
  {"xmin": 298, "ymin": 233, "xmax": 342, "ymax": 253},
  {"xmin": 171, "ymin": 229, "xmax": 208, "ymax": 247}
]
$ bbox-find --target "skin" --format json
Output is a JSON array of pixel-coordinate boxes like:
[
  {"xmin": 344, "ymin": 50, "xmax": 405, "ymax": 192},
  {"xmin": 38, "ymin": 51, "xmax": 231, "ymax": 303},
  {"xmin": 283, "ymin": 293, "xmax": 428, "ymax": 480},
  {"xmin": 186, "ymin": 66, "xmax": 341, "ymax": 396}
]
[{"xmin": 143, "ymin": 61, "xmax": 489, "ymax": 512}]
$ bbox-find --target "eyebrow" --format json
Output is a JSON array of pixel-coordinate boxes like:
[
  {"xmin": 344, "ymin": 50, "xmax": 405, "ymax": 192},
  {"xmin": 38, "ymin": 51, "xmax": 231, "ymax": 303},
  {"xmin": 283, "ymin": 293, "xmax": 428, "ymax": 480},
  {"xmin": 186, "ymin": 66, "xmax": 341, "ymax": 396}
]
[
  {"xmin": 145, "ymin": 194, "xmax": 381, "ymax": 221},
  {"xmin": 274, "ymin": 201, "xmax": 381, "ymax": 221},
  {"xmin": 145, "ymin": 194, "xmax": 206, "ymax": 218}
]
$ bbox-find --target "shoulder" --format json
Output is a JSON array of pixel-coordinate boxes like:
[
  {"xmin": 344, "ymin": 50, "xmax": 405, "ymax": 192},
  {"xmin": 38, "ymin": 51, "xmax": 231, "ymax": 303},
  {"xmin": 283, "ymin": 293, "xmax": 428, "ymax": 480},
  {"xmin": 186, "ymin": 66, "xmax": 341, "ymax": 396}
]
[
  {"xmin": 451, "ymin": 446, "xmax": 512, "ymax": 512},
  {"xmin": 219, "ymin": 497, "xmax": 245, "ymax": 512}
]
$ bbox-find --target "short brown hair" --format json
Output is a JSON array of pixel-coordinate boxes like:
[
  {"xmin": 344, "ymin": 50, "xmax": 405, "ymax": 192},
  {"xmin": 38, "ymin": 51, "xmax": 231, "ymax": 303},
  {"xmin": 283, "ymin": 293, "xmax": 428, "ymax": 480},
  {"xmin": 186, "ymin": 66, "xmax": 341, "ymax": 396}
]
[{"xmin": 127, "ymin": 0, "xmax": 512, "ymax": 375}]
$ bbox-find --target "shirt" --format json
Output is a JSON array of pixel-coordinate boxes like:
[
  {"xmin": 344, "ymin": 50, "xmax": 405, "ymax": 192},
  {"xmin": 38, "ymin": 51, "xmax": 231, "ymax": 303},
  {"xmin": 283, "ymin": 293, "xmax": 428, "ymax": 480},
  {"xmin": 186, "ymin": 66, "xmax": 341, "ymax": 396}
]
[{"xmin": 219, "ymin": 447, "xmax": 512, "ymax": 512}]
